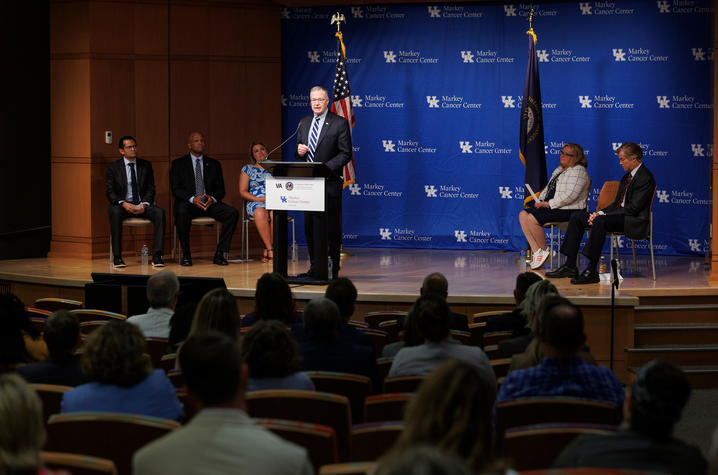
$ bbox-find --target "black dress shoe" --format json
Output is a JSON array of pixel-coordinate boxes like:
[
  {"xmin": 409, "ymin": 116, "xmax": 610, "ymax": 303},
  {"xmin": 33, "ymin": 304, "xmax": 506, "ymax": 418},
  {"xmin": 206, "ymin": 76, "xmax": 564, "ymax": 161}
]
[
  {"xmin": 213, "ymin": 253, "xmax": 229, "ymax": 266},
  {"xmin": 545, "ymin": 264, "xmax": 578, "ymax": 278},
  {"xmin": 297, "ymin": 270, "xmax": 315, "ymax": 278},
  {"xmin": 180, "ymin": 255, "xmax": 192, "ymax": 267},
  {"xmin": 113, "ymin": 257, "xmax": 126, "ymax": 268},
  {"xmin": 152, "ymin": 254, "xmax": 165, "ymax": 268},
  {"xmin": 571, "ymin": 268, "xmax": 600, "ymax": 285}
]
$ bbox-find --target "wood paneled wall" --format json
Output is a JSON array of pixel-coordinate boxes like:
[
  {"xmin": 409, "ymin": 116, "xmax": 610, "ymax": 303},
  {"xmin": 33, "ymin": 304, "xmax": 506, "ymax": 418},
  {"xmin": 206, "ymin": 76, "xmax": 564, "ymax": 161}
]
[{"xmin": 50, "ymin": 0, "xmax": 281, "ymax": 258}]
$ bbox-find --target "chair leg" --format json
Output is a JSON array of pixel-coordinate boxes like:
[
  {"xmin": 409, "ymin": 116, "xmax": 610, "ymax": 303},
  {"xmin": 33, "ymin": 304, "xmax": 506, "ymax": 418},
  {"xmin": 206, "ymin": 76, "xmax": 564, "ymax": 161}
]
[
  {"xmin": 649, "ymin": 234, "xmax": 656, "ymax": 281},
  {"xmin": 290, "ymin": 218, "xmax": 297, "ymax": 262},
  {"xmin": 549, "ymin": 226, "xmax": 555, "ymax": 271}
]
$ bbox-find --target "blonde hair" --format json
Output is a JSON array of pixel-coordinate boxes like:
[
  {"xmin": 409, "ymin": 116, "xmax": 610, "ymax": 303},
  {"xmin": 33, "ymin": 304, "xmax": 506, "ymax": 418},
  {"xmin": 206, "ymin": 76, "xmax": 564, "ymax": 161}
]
[{"xmin": 0, "ymin": 374, "xmax": 45, "ymax": 472}]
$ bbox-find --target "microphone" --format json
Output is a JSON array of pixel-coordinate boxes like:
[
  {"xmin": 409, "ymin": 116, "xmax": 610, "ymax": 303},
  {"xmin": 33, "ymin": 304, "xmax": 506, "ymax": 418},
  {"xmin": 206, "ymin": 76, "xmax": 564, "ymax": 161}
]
[
  {"xmin": 262, "ymin": 122, "xmax": 301, "ymax": 164},
  {"xmin": 611, "ymin": 258, "xmax": 619, "ymax": 289}
]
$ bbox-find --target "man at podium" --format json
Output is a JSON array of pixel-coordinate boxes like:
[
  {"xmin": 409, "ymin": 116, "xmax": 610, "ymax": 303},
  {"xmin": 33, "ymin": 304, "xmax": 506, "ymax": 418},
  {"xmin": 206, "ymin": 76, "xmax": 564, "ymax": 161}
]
[{"xmin": 295, "ymin": 85, "xmax": 352, "ymax": 279}]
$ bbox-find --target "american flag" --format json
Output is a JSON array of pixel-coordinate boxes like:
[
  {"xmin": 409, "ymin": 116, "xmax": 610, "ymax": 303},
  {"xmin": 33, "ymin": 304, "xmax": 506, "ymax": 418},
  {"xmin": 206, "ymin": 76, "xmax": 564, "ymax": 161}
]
[{"xmin": 331, "ymin": 32, "xmax": 356, "ymax": 188}]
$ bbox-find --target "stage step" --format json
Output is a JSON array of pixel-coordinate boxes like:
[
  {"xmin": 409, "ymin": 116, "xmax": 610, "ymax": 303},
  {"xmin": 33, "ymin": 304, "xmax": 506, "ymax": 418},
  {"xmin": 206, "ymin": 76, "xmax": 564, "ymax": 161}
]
[
  {"xmin": 634, "ymin": 304, "xmax": 718, "ymax": 325},
  {"xmin": 634, "ymin": 323, "xmax": 718, "ymax": 346},
  {"xmin": 625, "ymin": 344, "xmax": 718, "ymax": 367},
  {"xmin": 628, "ymin": 365, "xmax": 718, "ymax": 389}
]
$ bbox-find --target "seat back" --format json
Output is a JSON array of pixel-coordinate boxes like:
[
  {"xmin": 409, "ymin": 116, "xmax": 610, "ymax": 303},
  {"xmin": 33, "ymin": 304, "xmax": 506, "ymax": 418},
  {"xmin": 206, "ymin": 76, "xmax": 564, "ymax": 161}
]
[
  {"xmin": 375, "ymin": 357, "xmax": 393, "ymax": 383},
  {"xmin": 246, "ymin": 389, "xmax": 352, "ymax": 461},
  {"xmin": 305, "ymin": 371, "xmax": 372, "ymax": 424},
  {"xmin": 383, "ymin": 375, "xmax": 424, "ymax": 394},
  {"xmin": 358, "ymin": 328, "xmax": 388, "ymax": 358},
  {"xmin": 364, "ymin": 393, "xmax": 413, "ymax": 423},
  {"xmin": 449, "ymin": 329, "xmax": 470, "ymax": 345},
  {"xmin": 80, "ymin": 320, "xmax": 108, "ymax": 336},
  {"xmin": 71, "ymin": 309, "xmax": 126, "ymax": 324},
  {"xmin": 166, "ymin": 369, "xmax": 184, "ymax": 389},
  {"xmin": 26, "ymin": 307, "xmax": 52, "ymax": 319},
  {"xmin": 472, "ymin": 310, "xmax": 509, "ymax": 323},
  {"xmin": 45, "ymin": 412, "xmax": 179, "ymax": 475},
  {"xmin": 255, "ymin": 418, "xmax": 339, "ymax": 470},
  {"xmin": 42, "ymin": 451, "xmax": 118, "ymax": 475},
  {"xmin": 32, "ymin": 384, "xmax": 73, "ymax": 424},
  {"xmin": 483, "ymin": 331, "xmax": 513, "ymax": 347},
  {"xmin": 176, "ymin": 391, "xmax": 200, "ymax": 423},
  {"xmin": 318, "ymin": 462, "xmax": 376, "ymax": 475},
  {"xmin": 351, "ymin": 422, "xmax": 404, "ymax": 462},
  {"xmin": 144, "ymin": 338, "xmax": 169, "ymax": 369},
  {"xmin": 364, "ymin": 311, "xmax": 407, "ymax": 329},
  {"xmin": 490, "ymin": 358, "xmax": 512, "ymax": 379},
  {"xmin": 596, "ymin": 180, "xmax": 620, "ymax": 211},
  {"xmin": 35, "ymin": 298, "xmax": 84, "ymax": 312},
  {"xmin": 467, "ymin": 322, "xmax": 486, "ymax": 346},
  {"xmin": 377, "ymin": 319, "xmax": 399, "ymax": 343},
  {"xmin": 504, "ymin": 423, "xmax": 618, "ymax": 470},
  {"xmin": 158, "ymin": 353, "xmax": 177, "ymax": 373},
  {"xmin": 31, "ymin": 316, "xmax": 48, "ymax": 334}
]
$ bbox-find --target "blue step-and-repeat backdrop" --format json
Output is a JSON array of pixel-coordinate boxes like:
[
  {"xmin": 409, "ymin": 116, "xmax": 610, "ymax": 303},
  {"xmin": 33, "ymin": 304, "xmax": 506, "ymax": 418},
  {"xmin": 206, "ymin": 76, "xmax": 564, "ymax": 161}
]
[{"xmin": 280, "ymin": 1, "xmax": 713, "ymax": 256}]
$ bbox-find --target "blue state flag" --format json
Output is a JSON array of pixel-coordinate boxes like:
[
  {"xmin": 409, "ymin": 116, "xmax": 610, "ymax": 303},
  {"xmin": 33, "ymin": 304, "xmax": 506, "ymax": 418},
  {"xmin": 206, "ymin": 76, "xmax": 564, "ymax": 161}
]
[{"xmin": 519, "ymin": 30, "xmax": 547, "ymax": 207}]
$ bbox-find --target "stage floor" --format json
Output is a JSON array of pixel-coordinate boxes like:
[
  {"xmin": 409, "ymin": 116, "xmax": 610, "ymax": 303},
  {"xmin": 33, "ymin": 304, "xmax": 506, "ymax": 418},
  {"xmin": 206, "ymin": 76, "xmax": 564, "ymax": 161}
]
[{"xmin": 1, "ymin": 247, "xmax": 715, "ymax": 306}]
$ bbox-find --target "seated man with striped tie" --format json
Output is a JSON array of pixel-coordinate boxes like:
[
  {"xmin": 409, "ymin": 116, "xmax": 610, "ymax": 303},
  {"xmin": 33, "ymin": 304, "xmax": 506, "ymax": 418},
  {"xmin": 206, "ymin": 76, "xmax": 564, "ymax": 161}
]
[
  {"xmin": 295, "ymin": 85, "xmax": 352, "ymax": 280},
  {"xmin": 106, "ymin": 135, "xmax": 166, "ymax": 268},
  {"xmin": 546, "ymin": 142, "xmax": 656, "ymax": 284}
]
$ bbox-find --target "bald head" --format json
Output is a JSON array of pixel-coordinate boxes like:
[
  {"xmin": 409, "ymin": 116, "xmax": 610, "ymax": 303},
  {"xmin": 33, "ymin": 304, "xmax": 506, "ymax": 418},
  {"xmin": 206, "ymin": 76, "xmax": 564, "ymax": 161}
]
[
  {"xmin": 188, "ymin": 132, "xmax": 206, "ymax": 156},
  {"xmin": 421, "ymin": 272, "xmax": 448, "ymax": 298}
]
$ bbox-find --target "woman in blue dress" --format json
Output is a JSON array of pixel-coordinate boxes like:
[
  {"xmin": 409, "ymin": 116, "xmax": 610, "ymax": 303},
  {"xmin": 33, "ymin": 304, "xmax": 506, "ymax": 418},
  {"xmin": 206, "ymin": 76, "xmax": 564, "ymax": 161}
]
[{"xmin": 240, "ymin": 142, "xmax": 273, "ymax": 262}]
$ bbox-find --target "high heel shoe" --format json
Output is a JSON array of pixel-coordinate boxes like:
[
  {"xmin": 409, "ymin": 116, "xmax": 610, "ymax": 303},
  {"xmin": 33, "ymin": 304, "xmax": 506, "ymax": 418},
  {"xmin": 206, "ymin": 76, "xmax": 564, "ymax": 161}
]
[{"xmin": 262, "ymin": 249, "xmax": 273, "ymax": 263}]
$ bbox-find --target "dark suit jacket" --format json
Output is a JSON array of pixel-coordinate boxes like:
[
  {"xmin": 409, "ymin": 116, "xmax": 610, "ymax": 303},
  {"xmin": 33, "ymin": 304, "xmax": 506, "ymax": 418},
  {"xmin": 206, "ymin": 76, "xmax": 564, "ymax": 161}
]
[
  {"xmin": 170, "ymin": 154, "xmax": 227, "ymax": 203},
  {"xmin": 105, "ymin": 158, "xmax": 156, "ymax": 205},
  {"xmin": 601, "ymin": 163, "xmax": 656, "ymax": 239},
  {"xmin": 16, "ymin": 354, "xmax": 87, "ymax": 387},
  {"xmin": 294, "ymin": 111, "xmax": 352, "ymax": 198}
]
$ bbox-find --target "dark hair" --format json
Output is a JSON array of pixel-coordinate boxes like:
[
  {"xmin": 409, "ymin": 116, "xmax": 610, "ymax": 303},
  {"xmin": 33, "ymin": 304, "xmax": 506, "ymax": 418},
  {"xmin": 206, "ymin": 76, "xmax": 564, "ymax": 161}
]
[
  {"xmin": 376, "ymin": 445, "xmax": 471, "ymax": 475},
  {"xmin": 255, "ymin": 273, "xmax": 295, "ymax": 325},
  {"xmin": 180, "ymin": 331, "xmax": 243, "ymax": 406},
  {"xmin": 249, "ymin": 141, "xmax": 267, "ymax": 164},
  {"xmin": 630, "ymin": 360, "xmax": 691, "ymax": 438},
  {"xmin": 190, "ymin": 288, "xmax": 240, "ymax": 341},
  {"xmin": 0, "ymin": 293, "xmax": 37, "ymax": 364},
  {"xmin": 118, "ymin": 136, "xmax": 136, "ymax": 150},
  {"xmin": 401, "ymin": 310, "xmax": 426, "ymax": 347},
  {"xmin": 421, "ymin": 272, "xmax": 448, "ymax": 297},
  {"xmin": 325, "ymin": 277, "xmax": 357, "ymax": 321},
  {"xmin": 617, "ymin": 141, "xmax": 643, "ymax": 161},
  {"xmin": 539, "ymin": 295, "xmax": 584, "ymax": 352},
  {"xmin": 241, "ymin": 320, "xmax": 301, "ymax": 378},
  {"xmin": 43, "ymin": 310, "xmax": 79, "ymax": 358},
  {"xmin": 414, "ymin": 294, "xmax": 451, "ymax": 343},
  {"xmin": 82, "ymin": 319, "xmax": 150, "ymax": 387},
  {"xmin": 303, "ymin": 297, "xmax": 341, "ymax": 342},
  {"xmin": 514, "ymin": 272, "xmax": 543, "ymax": 304}
]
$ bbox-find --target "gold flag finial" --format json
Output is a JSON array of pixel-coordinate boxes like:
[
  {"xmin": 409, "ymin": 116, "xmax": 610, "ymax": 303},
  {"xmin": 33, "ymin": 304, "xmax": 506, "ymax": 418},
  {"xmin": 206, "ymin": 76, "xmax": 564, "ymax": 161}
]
[
  {"xmin": 331, "ymin": 12, "xmax": 346, "ymax": 32},
  {"xmin": 526, "ymin": 8, "xmax": 537, "ymax": 44}
]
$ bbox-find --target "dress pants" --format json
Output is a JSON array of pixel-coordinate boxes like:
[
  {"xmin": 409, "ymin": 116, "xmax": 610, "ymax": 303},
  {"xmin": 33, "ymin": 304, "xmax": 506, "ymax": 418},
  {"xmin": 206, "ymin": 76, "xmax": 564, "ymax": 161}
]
[
  {"xmin": 305, "ymin": 194, "xmax": 342, "ymax": 274},
  {"xmin": 174, "ymin": 201, "xmax": 239, "ymax": 255},
  {"xmin": 560, "ymin": 210, "xmax": 626, "ymax": 264},
  {"xmin": 108, "ymin": 204, "xmax": 165, "ymax": 258}
]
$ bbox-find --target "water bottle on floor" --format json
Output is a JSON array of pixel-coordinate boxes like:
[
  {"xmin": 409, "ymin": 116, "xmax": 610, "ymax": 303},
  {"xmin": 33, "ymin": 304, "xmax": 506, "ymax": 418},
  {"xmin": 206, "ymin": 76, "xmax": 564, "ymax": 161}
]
[
  {"xmin": 599, "ymin": 255, "xmax": 607, "ymax": 274},
  {"xmin": 141, "ymin": 244, "xmax": 149, "ymax": 266}
]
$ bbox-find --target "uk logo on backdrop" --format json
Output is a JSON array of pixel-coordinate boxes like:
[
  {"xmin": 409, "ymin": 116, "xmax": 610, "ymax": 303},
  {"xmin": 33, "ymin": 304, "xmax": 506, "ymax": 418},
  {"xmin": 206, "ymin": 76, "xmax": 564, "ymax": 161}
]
[
  {"xmin": 426, "ymin": 96, "xmax": 440, "ymax": 108},
  {"xmin": 351, "ymin": 6, "xmax": 363, "ymax": 18},
  {"xmin": 612, "ymin": 142, "xmax": 623, "ymax": 151},
  {"xmin": 379, "ymin": 228, "xmax": 392, "ymax": 240},
  {"xmin": 382, "ymin": 140, "xmax": 396, "ymax": 152},
  {"xmin": 579, "ymin": 96, "xmax": 593, "ymax": 108},
  {"xmin": 504, "ymin": 4, "xmax": 517, "ymax": 16},
  {"xmin": 657, "ymin": 1, "xmax": 670, "ymax": 13},
  {"xmin": 501, "ymin": 96, "xmax": 517, "ymax": 108},
  {"xmin": 383, "ymin": 51, "xmax": 397, "ymax": 63},
  {"xmin": 692, "ymin": 144, "xmax": 713, "ymax": 157},
  {"xmin": 428, "ymin": 6, "xmax": 441, "ymax": 17},
  {"xmin": 656, "ymin": 190, "xmax": 670, "ymax": 203},
  {"xmin": 537, "ymin": 50, "xmax": 549, "ymax": 62},
  {"xmin": 307, "ymin": 51, "xmax": 320, "ymax": 63},
  {"xmin": 688, "ymin": 239, "xmax": 702, "ymax": 252},
  {"xmin": 579, "ymin": 2, "xmax": 592, "ymax": 14},
  {"xmin": 460, "ymin": 51, "xmax": 475, "ymax": 63},
  {"xmin": 425, "ymin": 185, "xmax": 438, "ymax": 197},
  {"xmin": 459, "ymin": 141, "xmax": 473, "ymax": 153},
  {"xmin": 454, "ymin": 230, "xmax": 468, "ymax": 242},
  {"xmin": 612, "ymin": 48, "xmax": 626, "ymax": 61},
  {"xmin": 349, "ymin": 184, "xmax": 361, "ymax": 196},
  {"xmin": 657, "ymin": 96, "xmax": 671, "ymax": 108},
  {"xmin": 499, "ymin": 187, "xmax": 513, "ymax": 199},
  {"xmin": 351, "ymin": 96, "xmax": 363, "ymax": 107},
  {"xmin": 692, "ymin": 48, "xmax": 714, "ymax": 61}
]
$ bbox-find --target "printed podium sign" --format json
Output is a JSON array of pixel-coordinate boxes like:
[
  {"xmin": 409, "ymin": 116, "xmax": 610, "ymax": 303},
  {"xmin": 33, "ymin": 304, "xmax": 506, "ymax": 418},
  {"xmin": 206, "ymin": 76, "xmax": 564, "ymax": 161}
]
[{"xmin": 266, "ymin": 176, "xmax": 325, "ymax": 212}]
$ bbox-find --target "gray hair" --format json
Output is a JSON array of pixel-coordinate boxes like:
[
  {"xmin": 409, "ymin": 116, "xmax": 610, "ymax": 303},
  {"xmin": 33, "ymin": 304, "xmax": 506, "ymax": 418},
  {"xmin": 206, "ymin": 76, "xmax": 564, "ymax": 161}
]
[
  {"xmin": 0, "ymin": 374, "xmax": 45, "ymax": 471},
  {"xmin": 147, "ymin": 270, "xmax": 180, "ymax": 308},
  {"xmin": 519, "ymin": 279, "xmax": 558, "ymax": 332},
  {"xmin": 309, "ymin": 85, "xmax": 329, "ymax": 98}
]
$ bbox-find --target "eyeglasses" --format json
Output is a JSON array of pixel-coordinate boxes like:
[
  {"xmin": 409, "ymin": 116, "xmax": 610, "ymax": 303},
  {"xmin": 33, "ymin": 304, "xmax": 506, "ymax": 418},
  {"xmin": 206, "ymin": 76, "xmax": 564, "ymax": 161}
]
[
  {"xmin": 124, "ymin": 145, "xmax": 137, "ymax": 150},
  {"xmin": 310, "ymin": 98, "xmax": 328, "ymax": 103},
  {"xmin": 559, "ymin": 151, "xmax": 574, "ymax": 157}
]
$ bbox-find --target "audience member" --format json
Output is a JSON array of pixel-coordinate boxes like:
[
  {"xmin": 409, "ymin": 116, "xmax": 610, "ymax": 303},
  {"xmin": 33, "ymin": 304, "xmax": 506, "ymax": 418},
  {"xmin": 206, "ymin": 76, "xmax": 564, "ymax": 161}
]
[
  {"xmin": 388, "ymin": 295, "xmax": 494, "ymax": 392},
  {"xmin": 420, "ymin": 272, "xmax": 468, "ymax": 331},
  {"xmin": 241, "ymin": 320, "xmax": 314, "ymax": 391},
  {"xmin": 188, "ymin": 288, "xmax": 240, "ymax": 341},
  {"xmin": 299, "ymin": 297, "xmax": 376, "ymax": 382},
  {"xmin": 486, "ymin": 272, "xmax": 543, "ymax": 333},
  {"xmin": 167, "ymin": 301, "xmax": 198, "ymax": 353},
  {"xmin": 0, "ymin": 373, "xmax": 64, "ymax": 475},
  {"xmin": 133, "ymin": 331, "xmax": 313, "ymax": 475},
  {"xmin": 497, "ymin": 279, "xmax": 557, "ymax": 358},
  {"xmin": 17, "ymin": 310, "xmax": 86, "ymax": 386},
  {"xmin": 128, "ymin": 270, "xmax": 180, "ymax": 338},
  {"xmin": 241, "ymin": 273, "xmax": 299, "ymax": 327},
  {"xmin": 496, "ymin": 296, "xmax": 624, "ymax": 415},
  {"xmin": 554, "ymin": 360, "xmax": 706, "ymax": 475},
  {"xmin": 378, "ymin": 360, "xmax": 496, "ymax": 474},
  {"xmin": 376, "ymin": 445, "xmax": 471, "ymax": 475},
  {"xmin": 382, "ymin": 302, "xmax": 425, "ymax": 358},
  {"xmin": 61, "ymin": 320, "xmax": 182, "ymax": 420},
  {"xmin": 0, "ymin": 293, "xmax": 47, "ymax": 365}
]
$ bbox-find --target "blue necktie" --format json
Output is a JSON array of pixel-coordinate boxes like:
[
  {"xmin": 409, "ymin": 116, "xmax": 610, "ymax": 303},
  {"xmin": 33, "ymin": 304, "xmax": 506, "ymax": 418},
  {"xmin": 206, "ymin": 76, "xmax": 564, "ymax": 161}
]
[
  {"xmin": 307, "ymin": 116, "xmax": 320, "ymax": 162},
  {"xmin": 128, "ymin": 162, "xmax": 139, "ymax": 204}
]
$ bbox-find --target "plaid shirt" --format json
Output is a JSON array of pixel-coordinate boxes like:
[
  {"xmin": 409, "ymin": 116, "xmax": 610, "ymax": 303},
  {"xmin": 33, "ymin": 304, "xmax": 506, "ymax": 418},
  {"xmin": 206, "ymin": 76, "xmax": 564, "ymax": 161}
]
[
  {"xmin": 539, "ymin": 165, "xmax": 590, "ymax": 210},
  {"xmin": 496, "ymin": 356, "xmax": 625, "ymax": 413}
]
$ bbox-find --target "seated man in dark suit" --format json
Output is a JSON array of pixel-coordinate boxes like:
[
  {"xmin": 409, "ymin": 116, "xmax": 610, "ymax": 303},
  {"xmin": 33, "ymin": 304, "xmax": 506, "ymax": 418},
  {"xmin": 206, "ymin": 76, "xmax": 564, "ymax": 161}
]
[
  {"xmin": 546, "ymin": 142, "xmax": 656, "ymax": 284},
  {"xmin": 106, "ymin": 135, "xmax": 165, "ymax": 268},
  {"xmin": 17, "ymin": 310, "xmax": 86, "ymax": 386},
  {"xmin": 554, "ymin": 360, "xmax": 706, "ymax": 475},
  {"xmin": 170, "ymin": 132, "xmax": 239, "ymax": 266}
]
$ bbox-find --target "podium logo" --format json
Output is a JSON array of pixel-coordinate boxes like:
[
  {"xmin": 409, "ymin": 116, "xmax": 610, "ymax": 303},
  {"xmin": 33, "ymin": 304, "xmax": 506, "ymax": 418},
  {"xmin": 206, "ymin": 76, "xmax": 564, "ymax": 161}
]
[
  {"xmin": 349, "ymin": 184, "xmax": 361, "ymax": 196},
  {"xmin": 579, "ymin": 96, "xmax": 593, "ymax": 108},
  {"xmin": 688, "ymin": 239, "xmax": 702, "ymax": 252},
  {"xmin": 379, "ymin": 228, "xmax": 392, "ymax": 240},
  {"xmin": 579, "ymin": 2, "xmax": 592, "ymax": 14},
  {"xmin": 656, "ymin": 190, "xmax": 669, "ymax": 203},
  {"xmin": 280, "ymin": 196, "xmax": 287, "ymax": 203},
  {"xmin": 499, "ymin": 187, "xmax": 513, "ymax": 199},
  {"xmin": 460, "ymin": 51, "xmax": 475, "ymax": 63},
  {"xmin": 501, "ymin": 96, "xmax": 516, "ymax": 108},
  {"xmin": 424, "ymin": 185, "xmax": 438, "ymax": 197},
  {"xmin": 537, "ymin": 50, "xmax": 549, "ymax": 62},
  {"xmin": 459, "ymin": 141, "xmax": 473, "ymax": 154},
  {"xmin": 351, "ymin": 7, "xmax": 363, "ymax": 18},
  {"xmin": 504, "ymin": 4, "xmax": 517, "ymax": 16},
  {"xmin": 657, "ymin": 1, "xmax": 670, "ymax": 13},
  {"xmin": 383, "ymin": 51, "xmax": 397, "ymax": 63},
  {"xmin": 426, "ymin": 96, "xmax": 440, "ymax": 108},
  {"xmin": 656, "ymin": 96, "xmax": 670, "ymax": 108},
  {"xmin": 351, "ymin": 96, "xmax": 362, "ymax": 107},
  {"xmin": 285, "ymin": 182, "xmax": 294, "ymax": 191},
  {"xmin": 382, "ymin": 140, "xmax": 396, "ymax": 152},
  {"xmin": 612, "ymin": 48, "xmax": 626, "ymax": 61},
  {"xmin": 428, "ymin": 6, "xmax": 441, "ymax": 17},
  {"xmin": 307, "ymin": 51, "xmax": 320, "ymax": 63},
  {"xmin": 454, "ymin": 230, "xmax": 468, "ymax": 243}
]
